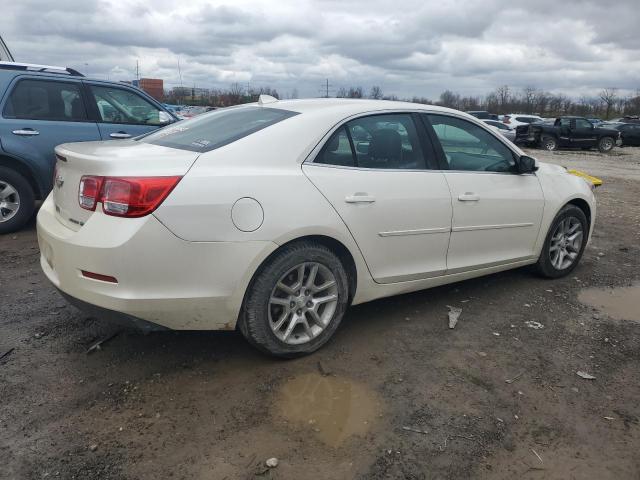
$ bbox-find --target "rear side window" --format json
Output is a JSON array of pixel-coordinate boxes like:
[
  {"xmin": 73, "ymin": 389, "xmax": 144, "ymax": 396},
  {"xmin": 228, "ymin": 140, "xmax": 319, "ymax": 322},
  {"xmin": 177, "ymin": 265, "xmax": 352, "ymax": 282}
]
[
  {"xmin": 316, "ymin": 127, "xmax": 355, "ymax": 167},
  {"xmin": 3, "ymin": 79, "xmax": 87, "ymax": 121},
  {"xmin": 315, "ymin": 113, "xmax": 428, "ymax": 170},
  {"xmin": 141, "ymin": 106, "xmax": 298, "ymax": 152}
]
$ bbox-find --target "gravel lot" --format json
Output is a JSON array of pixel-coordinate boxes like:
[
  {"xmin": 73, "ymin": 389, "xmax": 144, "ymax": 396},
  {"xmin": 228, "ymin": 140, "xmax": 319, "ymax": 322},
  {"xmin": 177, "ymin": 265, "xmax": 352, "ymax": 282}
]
[{"xmin": 1, "ymin": 146, "xmax": 639, "ymax": 480}]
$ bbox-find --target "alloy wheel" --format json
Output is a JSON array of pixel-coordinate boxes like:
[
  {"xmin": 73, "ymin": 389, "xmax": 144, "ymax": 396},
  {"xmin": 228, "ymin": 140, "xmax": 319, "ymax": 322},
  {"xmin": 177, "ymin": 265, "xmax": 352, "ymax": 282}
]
[
  {"xmin": 268, "ymin": 262, "xmax": 339, "ymax": 345},
  {"xmin": 0, "ymin": 180, "xmax": 20, "ymax": 223},
  {"xmin": 549, "ymin": 216, "xmax": 584, "ymax": 270},
  {"xmin": 600, "ymin": 138, "xmax": 613, "ymax": 151}
]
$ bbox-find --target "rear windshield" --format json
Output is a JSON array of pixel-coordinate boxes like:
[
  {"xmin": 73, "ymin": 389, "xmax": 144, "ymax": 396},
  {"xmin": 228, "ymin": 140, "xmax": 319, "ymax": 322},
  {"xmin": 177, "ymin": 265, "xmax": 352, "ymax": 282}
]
[{"xmin": 140, "ymin": 106, "xmax": 299, "ymax": 152}]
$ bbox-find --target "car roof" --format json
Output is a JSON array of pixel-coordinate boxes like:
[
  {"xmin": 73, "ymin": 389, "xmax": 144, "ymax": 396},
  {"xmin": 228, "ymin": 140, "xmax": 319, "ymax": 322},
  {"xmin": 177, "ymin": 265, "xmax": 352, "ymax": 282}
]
[{"xmin": 252, "ymin": 98, "xmax": 469, "ymax": 119}]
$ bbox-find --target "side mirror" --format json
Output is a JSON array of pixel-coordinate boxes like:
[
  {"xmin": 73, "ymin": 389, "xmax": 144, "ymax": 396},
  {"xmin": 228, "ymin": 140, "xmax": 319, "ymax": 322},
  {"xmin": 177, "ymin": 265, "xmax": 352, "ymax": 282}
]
[
  {"xmin": 159, "ymin": 111, "xmax": 174, "ymax": 125},
  {"xmin": 518, "ymin": 155, "xmax": 538, "ymax": 174}
]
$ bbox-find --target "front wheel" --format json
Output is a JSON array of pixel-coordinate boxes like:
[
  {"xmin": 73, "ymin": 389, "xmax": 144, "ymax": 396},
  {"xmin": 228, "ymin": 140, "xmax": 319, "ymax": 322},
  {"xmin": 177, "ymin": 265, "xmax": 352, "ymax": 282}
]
[
  {"xmin": 0, "ymin": 167, "xmax": 35, "ymax": 234},
  {"xmin": 238, "ymin": 241, "xmax": 349, "ymax": 357},
  {"xmin": 535, "ymin": 205, "xmax": 588, "ymax": 278},
  {"xmin": 597, "ymin": 136, "xmax": 615, "ymax": 153}
]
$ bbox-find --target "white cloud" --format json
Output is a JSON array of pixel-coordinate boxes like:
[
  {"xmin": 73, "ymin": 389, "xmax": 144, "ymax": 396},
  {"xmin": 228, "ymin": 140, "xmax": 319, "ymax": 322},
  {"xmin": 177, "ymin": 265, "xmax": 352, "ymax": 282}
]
[{"xmin": 1, "ymin": 0, "xmax": 639, "ymax": 98}]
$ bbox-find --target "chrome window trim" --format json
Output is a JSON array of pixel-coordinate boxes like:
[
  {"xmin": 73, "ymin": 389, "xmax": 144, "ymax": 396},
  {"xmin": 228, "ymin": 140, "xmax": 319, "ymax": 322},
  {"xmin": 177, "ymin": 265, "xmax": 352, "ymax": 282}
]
[{"xmin": 303, "ymin": 108, "xmax": 529, "ymax": 174}]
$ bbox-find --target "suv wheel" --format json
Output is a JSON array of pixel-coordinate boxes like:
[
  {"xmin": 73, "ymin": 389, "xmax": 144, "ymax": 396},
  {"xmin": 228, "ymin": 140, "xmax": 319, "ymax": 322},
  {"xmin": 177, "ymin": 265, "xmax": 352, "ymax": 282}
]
[
  {"xmin": 0, "ymin": 167, "xmax": 35, "ymax": 234},
  {"xmin": 541, "ymin": 136, "xmax": 558, "ymax": 151},
  {"xmin": 597, "ymin": 136, "xmax": 615, "ymax": 153},
  {"xmin": 238, "ymin": 241, "xmax": 349, "ymax": 357},
  {"xmin": 535, "ymin": 205, "xmax": 588, "ymax": 278}
]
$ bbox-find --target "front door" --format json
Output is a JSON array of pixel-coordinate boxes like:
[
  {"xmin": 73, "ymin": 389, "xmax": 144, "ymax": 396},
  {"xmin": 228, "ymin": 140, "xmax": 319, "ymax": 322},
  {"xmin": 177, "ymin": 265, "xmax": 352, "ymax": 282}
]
[
  {"xmin": 303, "ymin": 113, "xmax": 452, "ymax": 283},
  {"xmin": 570, "ymin": 118, "xmax": 597, "ymax": 147},
  {"xmin": 0, "ymin": 77, "xmax": 101, "ymax": 192},
  {"xmin": 84, "ymin": 83, "xmax": 171, "ymax": 140},
  {"xmin": 424, "ymin": 113, "xmax": 545, "ymax": 273}
]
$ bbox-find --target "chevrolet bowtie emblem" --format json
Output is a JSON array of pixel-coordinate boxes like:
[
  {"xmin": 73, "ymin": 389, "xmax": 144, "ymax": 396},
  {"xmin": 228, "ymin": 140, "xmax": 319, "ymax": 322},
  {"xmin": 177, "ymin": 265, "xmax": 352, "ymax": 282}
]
[{"xmin": 55, "ymin": 175, "xmax": 64, "ymax": 188}]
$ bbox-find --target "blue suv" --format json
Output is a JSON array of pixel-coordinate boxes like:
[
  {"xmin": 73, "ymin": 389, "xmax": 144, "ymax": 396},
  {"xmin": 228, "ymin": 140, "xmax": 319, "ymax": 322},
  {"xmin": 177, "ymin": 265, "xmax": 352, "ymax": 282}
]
[{"xmin": 0, "ymin": 62, "xmax": 177, "ymax": 233}]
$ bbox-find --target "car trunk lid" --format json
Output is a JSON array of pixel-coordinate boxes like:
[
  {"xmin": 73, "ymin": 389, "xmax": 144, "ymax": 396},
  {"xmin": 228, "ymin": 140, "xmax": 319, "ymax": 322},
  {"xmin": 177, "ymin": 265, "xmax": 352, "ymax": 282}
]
[{"xmin": 53, "ymin": 140, "xmax": 199, "ymax": 231}]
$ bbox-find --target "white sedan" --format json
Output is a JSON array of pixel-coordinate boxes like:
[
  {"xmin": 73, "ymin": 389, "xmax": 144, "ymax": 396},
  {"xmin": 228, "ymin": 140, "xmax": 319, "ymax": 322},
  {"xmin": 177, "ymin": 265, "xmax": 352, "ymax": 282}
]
[{"xmin": 37, "ymin": 97, "xmax": 596, "ymax": 357}]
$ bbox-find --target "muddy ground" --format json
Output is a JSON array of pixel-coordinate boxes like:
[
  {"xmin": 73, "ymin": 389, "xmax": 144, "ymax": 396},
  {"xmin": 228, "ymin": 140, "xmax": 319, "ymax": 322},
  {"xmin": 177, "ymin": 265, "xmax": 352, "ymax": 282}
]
[{"xmin": 1, "ymin": 146, "xmax": 639, "ymax": 480}]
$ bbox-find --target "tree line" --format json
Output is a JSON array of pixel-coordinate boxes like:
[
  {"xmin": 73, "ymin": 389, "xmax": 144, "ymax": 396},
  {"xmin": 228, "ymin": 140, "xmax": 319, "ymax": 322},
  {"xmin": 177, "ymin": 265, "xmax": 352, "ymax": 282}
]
[{"xmin": 162, "ymin": 83, "xmax": 640, "ymax": 119}]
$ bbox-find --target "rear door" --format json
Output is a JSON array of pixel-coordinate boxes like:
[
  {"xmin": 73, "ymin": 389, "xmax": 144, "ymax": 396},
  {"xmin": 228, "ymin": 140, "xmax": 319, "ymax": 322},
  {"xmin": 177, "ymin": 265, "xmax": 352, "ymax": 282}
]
[
  {"xmin": 84, "ymin": 83, "xmax": 172, "ymax": 140},
  {"xmin": 303, "ymin": 112, "xmax": 452, "ymax": 283},
  {"xmin": 423, "ymin": 113, "xmax": 544, "ymax": 273},
  {"xmin": 0, "ymin": 76, "xmax": 100, "ymax": 192}
]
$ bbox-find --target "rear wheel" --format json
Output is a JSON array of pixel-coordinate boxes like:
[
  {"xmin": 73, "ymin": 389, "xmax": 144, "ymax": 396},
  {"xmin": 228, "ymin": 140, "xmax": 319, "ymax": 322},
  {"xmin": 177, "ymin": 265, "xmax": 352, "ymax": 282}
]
[
  {"xmin": 0, "ymin": 167, "xmax": 35, "ymax": 234},
  {"xmin": 535, "ymin": 205, "xmax": 588, "ymax": 278},
  {"xmin": 597, "ymin": 136, "xmax": 615, "ymax": 153},
  {"xmin": 238, "ymin": 241, "xmax": 349, "ymax": 357},
  {"xmin": 541, "ymin": 135, "xmax": 558, "ymax": 151}
]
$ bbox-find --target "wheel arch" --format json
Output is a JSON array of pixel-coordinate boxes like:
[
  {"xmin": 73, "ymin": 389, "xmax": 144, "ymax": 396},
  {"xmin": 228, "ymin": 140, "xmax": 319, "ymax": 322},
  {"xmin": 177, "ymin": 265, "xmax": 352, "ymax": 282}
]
[
  {"xmin": 0, "ymin": 154, "xmax": 42, "ymax": 199},
  {"xmin": 566, "ymin": 197, "xmax": 591, "ymax": 232},
  {"xmin": 242, "ymin": 234, "xmax": 358, "ymax": 309}
]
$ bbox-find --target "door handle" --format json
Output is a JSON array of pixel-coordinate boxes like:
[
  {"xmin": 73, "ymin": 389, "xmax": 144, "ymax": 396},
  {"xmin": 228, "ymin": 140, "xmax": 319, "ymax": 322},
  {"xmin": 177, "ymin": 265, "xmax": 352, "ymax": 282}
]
[
  {"xmin": 458, "ymin": 192, "xmax": 480, "ymax": 202},
  {"xmin": 110, "ymin": 132, "xmax": 132, "ymax": 139},
  {"xmin": 12, "ymin": 128, "xmax": 39, "ymax": 136},
  {"xmin": 345, "ymin": 193, "xmax": 376, "ymax": 204}
]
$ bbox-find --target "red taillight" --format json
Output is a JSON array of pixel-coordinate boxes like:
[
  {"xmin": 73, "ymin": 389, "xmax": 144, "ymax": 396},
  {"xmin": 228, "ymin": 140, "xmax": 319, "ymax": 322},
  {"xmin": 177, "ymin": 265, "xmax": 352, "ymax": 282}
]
[
  {"xmin": 79, "ymin": 176, "xmax": 181, "ymax": 217},
  {"xmin": 79, "ymin": 176, "xmax": 103, "ymax": 210}
]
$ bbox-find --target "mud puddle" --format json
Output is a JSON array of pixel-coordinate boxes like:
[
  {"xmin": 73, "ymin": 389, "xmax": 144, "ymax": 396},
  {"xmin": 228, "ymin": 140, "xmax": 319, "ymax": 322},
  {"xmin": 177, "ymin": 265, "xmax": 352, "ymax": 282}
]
[
  {"xmin": 578, "ymin": 284, "xmax": 640, "ymax": 322},
  {"xmin": 275, "ymin": 372, "xmax": 381, "ymax": 446}
]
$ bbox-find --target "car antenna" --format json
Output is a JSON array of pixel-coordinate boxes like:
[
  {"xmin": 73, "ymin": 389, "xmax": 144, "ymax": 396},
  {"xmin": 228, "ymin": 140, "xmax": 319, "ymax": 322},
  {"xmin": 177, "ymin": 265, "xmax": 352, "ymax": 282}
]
[{"xmin": 258, "ymin": 94, "xmax": 278, "ymax": 106}]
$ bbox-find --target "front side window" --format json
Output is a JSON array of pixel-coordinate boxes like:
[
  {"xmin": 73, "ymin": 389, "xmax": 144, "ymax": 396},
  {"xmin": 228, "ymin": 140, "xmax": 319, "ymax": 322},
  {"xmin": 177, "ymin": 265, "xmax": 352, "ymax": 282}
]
[
  {"xmin": 3, "ymin": 79, "xmax": 87, "ymax": 121},
  {"xmin": 426, "ymin": 114, "xmax": 516, "ymax": 173},
  {"xmin": 90, "ymin": 85, "xmax": 164, "ymax": 126},
  {"xmin": 141, "ymin": 106, "xmax": 298, "ymax": 152}
]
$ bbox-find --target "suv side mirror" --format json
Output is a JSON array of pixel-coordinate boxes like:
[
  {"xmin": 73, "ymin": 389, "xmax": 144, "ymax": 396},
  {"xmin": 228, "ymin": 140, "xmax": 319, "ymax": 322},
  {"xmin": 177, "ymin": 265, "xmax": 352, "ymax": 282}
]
[{"xmin": 518, "ymin": 155, "xmax": 538, "ymax": 174}]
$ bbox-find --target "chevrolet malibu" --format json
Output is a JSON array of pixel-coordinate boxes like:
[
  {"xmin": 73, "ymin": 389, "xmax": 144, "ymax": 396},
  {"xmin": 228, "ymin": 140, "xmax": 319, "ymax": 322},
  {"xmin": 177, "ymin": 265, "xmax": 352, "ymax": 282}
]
[{"xmin": 37, "ymin": 97, "xmax": 596, "ymax": 357}]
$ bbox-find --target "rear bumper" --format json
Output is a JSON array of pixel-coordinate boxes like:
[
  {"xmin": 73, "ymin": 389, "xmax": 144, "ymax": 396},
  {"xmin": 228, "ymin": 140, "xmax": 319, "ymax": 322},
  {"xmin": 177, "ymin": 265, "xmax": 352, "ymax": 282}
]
[{"xmin": 37, "ymin": 195, "xmax": 277, "ymax": 330}]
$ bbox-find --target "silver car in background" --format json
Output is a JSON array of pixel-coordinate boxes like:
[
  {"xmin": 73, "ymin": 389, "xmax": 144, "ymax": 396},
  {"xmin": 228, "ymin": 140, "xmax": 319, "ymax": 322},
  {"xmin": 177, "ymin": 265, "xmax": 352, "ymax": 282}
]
[{"xmin": 483, "ymin": 120, "xmax": 516, "ymax": 143}]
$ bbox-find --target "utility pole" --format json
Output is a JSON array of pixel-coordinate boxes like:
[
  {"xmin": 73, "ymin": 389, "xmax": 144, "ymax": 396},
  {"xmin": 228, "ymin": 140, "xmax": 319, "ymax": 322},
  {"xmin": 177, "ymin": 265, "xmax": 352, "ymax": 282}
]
[
  {"xmin": 136, "ymin": 60, "xmax": 139, "ymax": 81},
  {"xmin": 319, "ymin": 78, "xmax": 332, "ymax": 98}
]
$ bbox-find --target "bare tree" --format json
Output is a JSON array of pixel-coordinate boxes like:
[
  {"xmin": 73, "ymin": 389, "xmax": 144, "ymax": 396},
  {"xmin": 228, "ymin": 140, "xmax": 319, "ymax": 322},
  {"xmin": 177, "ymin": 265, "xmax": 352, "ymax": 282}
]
[
  {"xmin": 369, "ymin": 85, "xmax": 383, "ymax": 100},
  {"xmin": 347, "ymin": 86, "xmax": 363, "ymax": 98},
  {"xmin": 495, "ymin": 85, "xmax": 511, "ymax": 112},
  {"xmin": 599, "ymin": 88, "xmax": 618, "ymax": 119},
  {"xmin": 335, "ymin": 87, "xmax": 348, "ymax": 98},
  {"xmin": 438, "ymin": 90, "xmax": 460, "ymax": 109}
]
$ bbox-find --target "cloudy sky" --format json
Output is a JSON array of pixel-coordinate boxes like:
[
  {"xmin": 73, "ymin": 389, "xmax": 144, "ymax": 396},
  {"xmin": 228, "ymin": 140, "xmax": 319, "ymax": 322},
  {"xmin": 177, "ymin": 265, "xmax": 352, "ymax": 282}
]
[{"xmin": 2, "ymin": 0, "xmax": 639, "ymax": 99}]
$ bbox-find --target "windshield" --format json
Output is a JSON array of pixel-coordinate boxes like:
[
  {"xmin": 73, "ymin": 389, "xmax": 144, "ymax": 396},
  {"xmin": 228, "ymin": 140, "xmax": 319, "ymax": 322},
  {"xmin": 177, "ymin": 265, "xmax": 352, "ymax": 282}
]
[{"xmin": 140, "ymin": 106, "xmax": 299, "ymax": 152}]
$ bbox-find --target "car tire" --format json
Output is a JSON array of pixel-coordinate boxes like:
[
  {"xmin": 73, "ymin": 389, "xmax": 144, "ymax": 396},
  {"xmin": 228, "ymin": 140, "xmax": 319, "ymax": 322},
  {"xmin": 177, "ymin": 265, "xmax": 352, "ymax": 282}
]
[
  {"xmin": 535, "ymin": 204, "xmax": 588, "ymax": 279},
  {"xmin": 597, "ymin": 136, "xmax": 615, "ymax": 153},
  {"xmin": 0, "ymin": 167, "xmax": 35, "ymax": 234},
  {"xmin": 238, "ymin": 241, "xmax": 350, "ymax": 357},
  {"xmin": 541, "ymin": 136, "xmax": 558, "ymax": 151}
]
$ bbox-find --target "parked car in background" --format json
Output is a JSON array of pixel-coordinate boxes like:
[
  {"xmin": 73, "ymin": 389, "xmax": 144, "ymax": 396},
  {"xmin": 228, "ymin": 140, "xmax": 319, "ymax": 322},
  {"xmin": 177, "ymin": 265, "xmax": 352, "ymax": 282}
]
[
  {"xmin": 587, "ymin": 117, "xmax": 604, "ymax": 126},
  {"xmin": 37, "ymin": 97, "xmax": 595, "ymax": 356},
  {"xmin": 503, "ymin": 114, "xmax": 544, "ymax": 128},
  {"xmin": 526, "ymin": 116, "xmax": 620, "ymax": 152},
  {"xmin": 0, "ymin": 62, "xmax": 178, "ymax": 233},
  {"xmin": 467, "ymin": 110, "xmax": 498, "ymax": 120},
  {"xmin": 615, "ymin": 123, "xmax": 640, "ymax": 146},
  {"xmin": 483, "ymin": 119, "xmax": 516, "ymax": 142}
]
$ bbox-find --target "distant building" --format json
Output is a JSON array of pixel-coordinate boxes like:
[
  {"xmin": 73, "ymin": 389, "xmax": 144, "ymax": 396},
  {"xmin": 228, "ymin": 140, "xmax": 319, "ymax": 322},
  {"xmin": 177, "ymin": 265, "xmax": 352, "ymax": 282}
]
[{"xmin": 134, "ymin": 78, "xmax": 164, "ymax": 101}]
